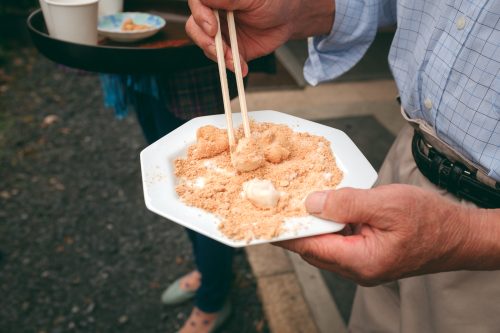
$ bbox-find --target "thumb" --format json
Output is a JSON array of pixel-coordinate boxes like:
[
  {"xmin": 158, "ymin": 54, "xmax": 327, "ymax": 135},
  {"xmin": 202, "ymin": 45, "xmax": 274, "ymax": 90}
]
[
  {"xmin": 305, "ymin": 188, "xmax": 378, "ymax": 225},
  {"xmin": 276, "ymin": 233, "xmax": 364, "ymax": 270}
]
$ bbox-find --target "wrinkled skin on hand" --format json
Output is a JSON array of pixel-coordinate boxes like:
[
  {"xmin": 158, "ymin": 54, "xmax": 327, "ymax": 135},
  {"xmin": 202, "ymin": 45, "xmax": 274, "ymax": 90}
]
[
  {"xmin": 186, "ymin": 0, "xmax": 334, "ymax": 75},
  {"xmin": 186, "ymin": 0, "xmax": 295, "ymax": 74},
  {"xmin": 276, "ymin": 184, "xmax": 489, "ymax": 286}
]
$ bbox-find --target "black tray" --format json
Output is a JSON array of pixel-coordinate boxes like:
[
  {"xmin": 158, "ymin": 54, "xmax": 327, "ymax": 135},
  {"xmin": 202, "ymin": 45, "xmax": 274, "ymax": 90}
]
[{"xmin": 27, "ymin": 3, "xmax": 213, "ymax": 74}]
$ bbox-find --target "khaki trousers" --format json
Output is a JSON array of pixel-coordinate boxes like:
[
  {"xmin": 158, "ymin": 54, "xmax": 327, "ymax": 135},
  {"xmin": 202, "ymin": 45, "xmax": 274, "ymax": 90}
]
[{"xmin": 348, "ymin": 124, "xmax": 500, "ymax": 333}]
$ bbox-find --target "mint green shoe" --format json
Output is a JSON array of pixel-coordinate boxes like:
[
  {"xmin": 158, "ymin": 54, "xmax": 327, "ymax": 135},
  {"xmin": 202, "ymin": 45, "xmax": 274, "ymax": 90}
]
[{"xmin": 161, "ymin": 278, "xmax": 196, "ymax": 305}]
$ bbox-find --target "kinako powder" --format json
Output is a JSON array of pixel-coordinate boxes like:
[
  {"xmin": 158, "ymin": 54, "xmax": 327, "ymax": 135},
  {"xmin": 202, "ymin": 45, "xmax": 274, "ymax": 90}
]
[{"xmin": 174, "ymin": 122, "xmax": 343, "ymax": 242}]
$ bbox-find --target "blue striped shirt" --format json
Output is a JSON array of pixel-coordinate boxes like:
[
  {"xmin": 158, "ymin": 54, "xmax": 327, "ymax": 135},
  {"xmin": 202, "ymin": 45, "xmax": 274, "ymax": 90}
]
[{"xmin": 304, "ymin": 0, "xmax": 500, "ymax": 181}]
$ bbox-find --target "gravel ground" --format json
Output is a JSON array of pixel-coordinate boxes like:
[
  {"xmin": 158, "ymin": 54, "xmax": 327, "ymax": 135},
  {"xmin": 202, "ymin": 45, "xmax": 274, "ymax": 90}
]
[{"xmin": 0, "ymin": 47, "xmax": 268, "ymax": 333}]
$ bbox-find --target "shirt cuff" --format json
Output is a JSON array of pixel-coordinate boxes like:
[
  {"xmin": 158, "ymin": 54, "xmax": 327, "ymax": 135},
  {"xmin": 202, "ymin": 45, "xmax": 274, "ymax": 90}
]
[{"xmin": 304, "ymin": 0, "xmax": 379, "ymax": 85}]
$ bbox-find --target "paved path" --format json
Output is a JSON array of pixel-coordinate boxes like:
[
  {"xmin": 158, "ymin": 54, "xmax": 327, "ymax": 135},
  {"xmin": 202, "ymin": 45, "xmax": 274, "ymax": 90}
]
[{"xmin": 0, "ymin": 49, "xmax": 268, "ymax": 333}]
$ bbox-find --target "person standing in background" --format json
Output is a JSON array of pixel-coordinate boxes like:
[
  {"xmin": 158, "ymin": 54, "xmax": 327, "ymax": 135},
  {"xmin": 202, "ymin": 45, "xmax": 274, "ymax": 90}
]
[{"xmin": 101, "ymin": 53, "xmax": 275, "ymax": 332}]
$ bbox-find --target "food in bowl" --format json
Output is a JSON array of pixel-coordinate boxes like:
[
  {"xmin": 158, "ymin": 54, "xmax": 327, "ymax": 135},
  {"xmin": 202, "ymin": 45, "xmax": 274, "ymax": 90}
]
[
  {"xmin": 121, "ymin": 18, "xmax": 152, "ymax": 31},
  {"xmin": 174, "ymin": 121, "xmax": 344, "ymax": 242}
]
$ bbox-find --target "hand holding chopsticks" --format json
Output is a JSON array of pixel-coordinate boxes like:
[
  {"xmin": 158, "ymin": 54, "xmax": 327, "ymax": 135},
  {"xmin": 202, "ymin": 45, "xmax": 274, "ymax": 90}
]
[{"xmin": 213, "ymin": 10, "xmax": 251, "ymax": 147}]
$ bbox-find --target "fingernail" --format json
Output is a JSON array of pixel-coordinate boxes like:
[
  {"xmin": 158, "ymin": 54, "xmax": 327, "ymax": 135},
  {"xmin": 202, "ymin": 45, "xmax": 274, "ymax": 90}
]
[
  {"xmin": 203, "ymin": 21, "xmax": 212, "ymax": 34},
  {"xmin": 305, "ymin": 191, "xmax": 327, "ymax": 214},
  {"xmin": 209, "ymin": 43, "xmax": 216, "ymax": 55}
]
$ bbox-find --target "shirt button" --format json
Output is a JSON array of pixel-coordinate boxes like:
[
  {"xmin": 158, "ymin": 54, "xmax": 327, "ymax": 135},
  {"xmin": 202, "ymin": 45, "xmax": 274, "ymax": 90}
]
[
  {"xmin": 456, "ymin": 16, "xmax": 466, "ymax": 30},
  {"xmin": 424, "ymin": 98, "xmax": 433, "ymax": 110}
]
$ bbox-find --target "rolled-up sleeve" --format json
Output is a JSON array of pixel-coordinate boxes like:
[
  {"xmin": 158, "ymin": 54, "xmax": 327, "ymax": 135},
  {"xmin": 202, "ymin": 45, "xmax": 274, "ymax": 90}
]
[{"xmin": 304, "ymin": 0, "xmax": 397, "ymax": 85}]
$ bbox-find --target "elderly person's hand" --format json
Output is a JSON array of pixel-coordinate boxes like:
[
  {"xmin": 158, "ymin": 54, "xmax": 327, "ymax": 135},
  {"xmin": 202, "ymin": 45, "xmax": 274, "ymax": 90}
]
[
  {"xmin": 276, "ymin": 184, "xmax": 500, "ymax": 286},
  {"xmin": 186, "ymin": 0, "xmax": 334, "ymax": 75}
]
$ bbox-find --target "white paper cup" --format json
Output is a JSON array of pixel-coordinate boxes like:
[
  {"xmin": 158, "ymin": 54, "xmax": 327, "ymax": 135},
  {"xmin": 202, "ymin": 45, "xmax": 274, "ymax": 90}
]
[
  {"xmin": 98, "ymin": 0, "xmax": 124, "ymax": 17},
  {"xmin": 39, "ymin": 0, "xmax": 54, "ymax": 35},
  {"xmin": 45, "ymin": 0, "xmax": 98, "ymax": 45}
]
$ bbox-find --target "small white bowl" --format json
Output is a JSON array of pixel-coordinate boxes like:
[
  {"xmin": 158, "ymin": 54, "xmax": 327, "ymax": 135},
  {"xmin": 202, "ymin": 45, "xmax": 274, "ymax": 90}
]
[{"xmin": 98, "ymin": 12, "xmax": 165, "ymax": 43}]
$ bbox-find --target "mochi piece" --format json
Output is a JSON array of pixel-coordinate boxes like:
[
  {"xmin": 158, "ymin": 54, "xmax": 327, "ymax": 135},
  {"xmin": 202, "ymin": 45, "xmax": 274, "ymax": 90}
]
[
  {"xmin": 192, "ymin": 125, "xmax": 229, "ymax": 159},
  {"xmin": 243, "ymin": 179, "xmax": 280, "ymax": 209},
  {"xmin": 231, "ymin": 137, "xmax": 265, "ymax": 172}
]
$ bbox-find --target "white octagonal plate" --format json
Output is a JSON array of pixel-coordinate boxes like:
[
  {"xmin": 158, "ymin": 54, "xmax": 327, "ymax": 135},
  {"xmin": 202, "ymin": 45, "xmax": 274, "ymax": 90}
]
[{"xmin": 140, "ymin": 110, "xmax": 378, "ymax": 247}]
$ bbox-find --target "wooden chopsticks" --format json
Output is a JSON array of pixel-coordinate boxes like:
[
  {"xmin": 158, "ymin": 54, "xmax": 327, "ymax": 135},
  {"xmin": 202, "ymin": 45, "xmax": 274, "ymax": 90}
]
[{"xmin": 213, "ymin": 10, "xmax": 251, "ymax": 147}]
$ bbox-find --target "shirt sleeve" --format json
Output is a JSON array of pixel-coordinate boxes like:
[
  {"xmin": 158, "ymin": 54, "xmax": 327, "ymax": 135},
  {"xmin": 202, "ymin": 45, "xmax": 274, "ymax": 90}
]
[{"xmin": 304, "ymin": 0, "xmax": 397, "ymax": 86}]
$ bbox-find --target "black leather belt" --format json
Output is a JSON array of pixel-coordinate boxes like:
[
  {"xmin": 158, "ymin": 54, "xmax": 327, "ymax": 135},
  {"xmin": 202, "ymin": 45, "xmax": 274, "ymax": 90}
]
[{"xmin": 412, "ymin": 131, "xmax": 500, "ymax": 208}]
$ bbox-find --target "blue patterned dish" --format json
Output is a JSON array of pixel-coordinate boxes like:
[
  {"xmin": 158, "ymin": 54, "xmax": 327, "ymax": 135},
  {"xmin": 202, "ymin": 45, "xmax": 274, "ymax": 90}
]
[{"xmin": 98, "ymin": 12, "xmax": 165, "ymax": 42}]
